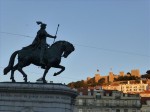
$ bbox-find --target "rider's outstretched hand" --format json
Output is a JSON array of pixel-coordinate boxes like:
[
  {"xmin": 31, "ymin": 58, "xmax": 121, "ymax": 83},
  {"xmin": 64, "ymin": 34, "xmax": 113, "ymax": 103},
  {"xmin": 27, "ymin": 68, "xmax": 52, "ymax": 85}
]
[{"xmin": 54, "ymin": 36, "xmax": 57, "ymax": 39}]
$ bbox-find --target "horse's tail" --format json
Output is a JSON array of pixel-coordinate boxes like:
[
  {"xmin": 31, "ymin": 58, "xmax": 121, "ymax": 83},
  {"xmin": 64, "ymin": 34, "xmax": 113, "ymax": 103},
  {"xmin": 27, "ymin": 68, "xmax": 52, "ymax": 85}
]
[{"xmin": 3, "ymin": 50, "xmax": 19, "ymax": 75}]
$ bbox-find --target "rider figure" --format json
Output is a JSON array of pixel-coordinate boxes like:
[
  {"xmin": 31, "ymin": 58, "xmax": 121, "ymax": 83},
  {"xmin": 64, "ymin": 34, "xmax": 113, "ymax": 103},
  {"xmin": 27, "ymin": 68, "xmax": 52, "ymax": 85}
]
[{"xmin": 32, "ymin": 21, "xmax": 56, "ymax": 64}]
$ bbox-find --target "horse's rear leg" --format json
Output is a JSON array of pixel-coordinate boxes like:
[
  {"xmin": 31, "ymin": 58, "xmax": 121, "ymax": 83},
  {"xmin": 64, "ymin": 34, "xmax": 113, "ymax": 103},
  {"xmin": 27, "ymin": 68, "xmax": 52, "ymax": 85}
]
[
  {"xmin": 10, "ymin": 64, "xmax": 18, "ymax": 82},
  {"xmin": 53, "ymin": 65, "xmax": 65, "ymax": 76},
  {"xmin": 42, "ymin": 67, "xmax": 50, "ymax": 83}
]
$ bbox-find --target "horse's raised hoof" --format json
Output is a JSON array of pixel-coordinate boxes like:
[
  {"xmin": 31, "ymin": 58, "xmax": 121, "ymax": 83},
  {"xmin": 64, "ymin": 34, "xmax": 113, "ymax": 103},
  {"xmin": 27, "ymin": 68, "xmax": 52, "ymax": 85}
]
[
  {"xmin": 53, "ymin": 73, "xmax": 58, "ymax": 76},
  {"xmin": 24, "ymin": 77, "xmax": 27, "ymax": 83}
]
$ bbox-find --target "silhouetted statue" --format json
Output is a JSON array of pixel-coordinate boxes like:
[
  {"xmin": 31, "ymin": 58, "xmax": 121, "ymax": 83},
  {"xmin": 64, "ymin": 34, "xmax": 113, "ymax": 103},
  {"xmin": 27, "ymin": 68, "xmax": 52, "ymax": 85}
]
[{"xmin": 3, "ymin": 22, "xmax": 75, "ymax": 83}]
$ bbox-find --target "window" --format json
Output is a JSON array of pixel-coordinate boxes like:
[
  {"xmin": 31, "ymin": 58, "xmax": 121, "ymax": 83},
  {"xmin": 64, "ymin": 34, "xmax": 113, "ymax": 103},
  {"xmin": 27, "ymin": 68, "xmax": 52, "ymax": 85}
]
[
  {"xmin": 87, "ymin": 109, "xmax": 92, "ymax": 112},
  {"xmin": 79, "ymin": 109, "xmax": 83, "ymax": 112},
  {"xmin": 116, "ymin": 109, "xmax": 120, "ymax": 112},
  {"xmin": 105, "ymin": 109, "xmax": 109, "ymax": 112},
  {"xmin": 112, "ymin": 109, "xmax": 115, "ymax": 112},
  {"xmin": 116, "ymin": 100, "xmax": 120, "ymax": 106},
  {"xmin": 132, "ymin": 100, "xmax": 136, "ymax": 106},
  {"xmin": 87, "ymin": 99, "xmax": 93, "ymax": 105},
  {"xmin": 96, "ymin": 95, "xmax": 101, "ymax": 99},
  {"xmin": 124, "ymin": 109, "xmax": 128, "ymax": 112},
  {"xmin": 132, "ymin": 109, "xmax": 136, "ymax": 112},
  {"xmin": 96, "ymin": 100, "xmax": 100, "ymax": 106},
  {"xmin": 124, "ymin": 101, "xmax": 127, "ymax": 106},
  {"xmin": 78, "ymin": 99, "xmax": 83, "ymax": 105},
  {"xmin": 120, "ymin": 101, "xmax": 123, "ymax": 106}
]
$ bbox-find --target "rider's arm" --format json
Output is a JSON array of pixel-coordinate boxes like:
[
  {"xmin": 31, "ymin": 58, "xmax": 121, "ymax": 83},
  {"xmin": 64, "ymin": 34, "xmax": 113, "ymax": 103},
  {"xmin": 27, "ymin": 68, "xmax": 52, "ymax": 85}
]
[
  {"xmin": 44, "ymin": 30, "xmax": 56, "ymax": 38},
  {"xmin": 47, "ymin": 33, "xmax": 54, "ymax": 38}
]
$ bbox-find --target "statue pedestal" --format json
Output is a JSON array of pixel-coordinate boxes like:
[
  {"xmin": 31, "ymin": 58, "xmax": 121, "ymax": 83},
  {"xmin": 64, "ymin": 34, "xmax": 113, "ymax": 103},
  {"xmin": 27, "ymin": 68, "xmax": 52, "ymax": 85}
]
[{"xmin": 0, "ymin": 82, "xmax": 78, "ymax": 112}]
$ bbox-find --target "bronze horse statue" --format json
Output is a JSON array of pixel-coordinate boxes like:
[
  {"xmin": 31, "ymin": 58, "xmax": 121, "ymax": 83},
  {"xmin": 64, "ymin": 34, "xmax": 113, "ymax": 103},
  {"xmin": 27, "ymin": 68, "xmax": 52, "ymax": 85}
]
[{"xmin": 3, "ymin": 40, "xmax": 75, "ymax": 83}]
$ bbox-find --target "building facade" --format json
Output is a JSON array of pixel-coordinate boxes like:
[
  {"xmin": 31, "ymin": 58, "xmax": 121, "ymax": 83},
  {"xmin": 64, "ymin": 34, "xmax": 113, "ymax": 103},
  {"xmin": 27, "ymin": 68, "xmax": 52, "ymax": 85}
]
[
  {"xmin": 121, "ymin": 80, "xmax": 148, "ymax": 93},
  {"xmin": 74, "ymin": 88, "xmax": 141, "ymax": 112},
  {"xmin": 141, "ymin": 97, "xmax": 150, "ymax": 112},
  {"xmin": 102, "ymin": 80, "xmax": 148, "ymax": 94}
]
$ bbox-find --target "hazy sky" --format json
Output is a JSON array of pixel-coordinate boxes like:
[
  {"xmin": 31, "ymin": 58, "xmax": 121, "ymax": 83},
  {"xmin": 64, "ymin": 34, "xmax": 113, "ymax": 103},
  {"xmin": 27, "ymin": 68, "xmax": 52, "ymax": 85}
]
[{"xmin": 0, "ymin": 0, "xmax": 150, "ymax": 84}]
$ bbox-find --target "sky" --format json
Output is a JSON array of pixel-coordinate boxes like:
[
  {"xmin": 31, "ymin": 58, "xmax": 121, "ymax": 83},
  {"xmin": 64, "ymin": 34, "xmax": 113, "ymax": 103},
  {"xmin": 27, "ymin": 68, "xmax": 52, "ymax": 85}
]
[{"xmin": 0, "ymin": 0, "xmax": 150, "ymax": 84}]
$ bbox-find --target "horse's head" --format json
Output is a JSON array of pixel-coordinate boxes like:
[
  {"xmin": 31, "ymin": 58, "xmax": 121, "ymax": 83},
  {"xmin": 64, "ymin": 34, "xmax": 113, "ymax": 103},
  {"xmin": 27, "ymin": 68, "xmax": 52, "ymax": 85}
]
[{"xmin": 62, "ymin": 41, "xmax": 75, "ymax": 58}]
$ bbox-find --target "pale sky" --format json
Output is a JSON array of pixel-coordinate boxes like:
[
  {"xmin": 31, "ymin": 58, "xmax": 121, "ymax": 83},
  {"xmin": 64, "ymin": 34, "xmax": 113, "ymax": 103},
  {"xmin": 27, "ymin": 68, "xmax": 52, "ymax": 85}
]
[{"xmin": 0, "ymin": 0, "xmax": 150, "ymax": 84}]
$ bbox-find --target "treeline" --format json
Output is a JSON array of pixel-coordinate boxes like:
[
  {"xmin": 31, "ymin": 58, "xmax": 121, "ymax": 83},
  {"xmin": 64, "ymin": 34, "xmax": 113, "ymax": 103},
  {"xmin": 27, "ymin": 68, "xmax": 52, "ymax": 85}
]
[
  {"xmin": 68, "ymin": 78, "xmax": 105, "ymax": 89},
  {"xmin": 141, "ymin": 70, "xmax": 150, "ymax": 79},
  {"xmin": 114, "ymin": 76, "xmax": 140, "ymax": 81}
]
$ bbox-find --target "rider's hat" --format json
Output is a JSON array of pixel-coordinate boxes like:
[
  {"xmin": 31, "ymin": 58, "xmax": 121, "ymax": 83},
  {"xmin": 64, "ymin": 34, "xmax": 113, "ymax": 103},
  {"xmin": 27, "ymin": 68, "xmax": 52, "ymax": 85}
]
[{"xmin": 36, "ymin": 21, "xmax": 47, "ymax": 28}]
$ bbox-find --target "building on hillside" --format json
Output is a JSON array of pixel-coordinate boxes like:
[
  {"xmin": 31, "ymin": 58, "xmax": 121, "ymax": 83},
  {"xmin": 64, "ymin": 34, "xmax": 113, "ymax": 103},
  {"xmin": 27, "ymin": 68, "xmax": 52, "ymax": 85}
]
[
  {"xmin": 140, "ymin": 91, "xmax": 150, "ymax": 97},
  {"xmin": 74, "ymin": 87, "xmax": 141, "ymax": 112},
  {"xmin": 148, "ymin": 83, "xmax": 150, "ymax": 91},
  {"xmin": 102, "ymin": 80, "xmax": 149, "ymax": 94},
  {"xmin": 121, "ymin": 80, "xmax": 148, "ymax": 93},
  {"xmin": 140, "ymin": 97, "xmax": 150, "ymax": 112},
  {"xmin": 102, "ymin": 84, "xmax": 121, "ymax": 91}
]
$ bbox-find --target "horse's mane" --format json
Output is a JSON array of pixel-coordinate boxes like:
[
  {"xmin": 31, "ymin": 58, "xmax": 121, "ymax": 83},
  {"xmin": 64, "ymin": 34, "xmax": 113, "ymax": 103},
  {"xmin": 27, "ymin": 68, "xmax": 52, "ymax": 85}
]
[
  {"xmin": 52, "ymin": 40, "xmax": 74, "ymax": 49},
  {"xmin": 52, "ymin": 40, "xmax": 65, "ymax": 46}
]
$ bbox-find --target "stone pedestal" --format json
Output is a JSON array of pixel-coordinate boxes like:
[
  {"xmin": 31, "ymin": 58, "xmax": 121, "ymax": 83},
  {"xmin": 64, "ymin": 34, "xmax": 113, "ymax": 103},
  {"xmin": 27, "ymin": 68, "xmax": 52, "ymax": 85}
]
[{"xmin": 0, "ymin": 82, "xmax": 78, "ymax": 112}]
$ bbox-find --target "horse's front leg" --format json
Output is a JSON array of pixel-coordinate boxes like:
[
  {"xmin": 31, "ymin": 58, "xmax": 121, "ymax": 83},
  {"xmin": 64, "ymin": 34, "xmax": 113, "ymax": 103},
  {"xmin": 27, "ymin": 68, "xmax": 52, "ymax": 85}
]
[
  {"xmin": 17, "ymin": 64, "xmax": 28, "ymax": 83},
  {"xmin": 18, "ymin": 68, "xmax": 28, "ymax": 83},
  {"xmin": 42, "ymin": 67, "xmax": 50, "ymax": 83},
  {"xmin": 17, "ymin": 60, "xmax": 30, "ymax": 83},
  {"xmin": 53, "ymin": 65, "xmax": 65, "ymax": 76}
]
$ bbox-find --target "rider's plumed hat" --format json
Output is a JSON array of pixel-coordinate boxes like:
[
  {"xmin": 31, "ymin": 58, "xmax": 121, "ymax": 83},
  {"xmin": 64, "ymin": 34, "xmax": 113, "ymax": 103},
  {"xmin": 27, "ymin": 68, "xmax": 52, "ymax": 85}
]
[{"xmin": 36, "ymin": 21, "xmax": 47, "ymax": 28}]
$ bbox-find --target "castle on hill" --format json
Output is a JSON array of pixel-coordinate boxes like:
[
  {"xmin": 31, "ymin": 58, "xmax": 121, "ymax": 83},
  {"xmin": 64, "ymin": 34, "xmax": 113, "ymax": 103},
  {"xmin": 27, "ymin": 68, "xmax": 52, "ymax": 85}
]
[{"xmin": 85, "ymin": 69, "xmax": 141, "ymax": 83}]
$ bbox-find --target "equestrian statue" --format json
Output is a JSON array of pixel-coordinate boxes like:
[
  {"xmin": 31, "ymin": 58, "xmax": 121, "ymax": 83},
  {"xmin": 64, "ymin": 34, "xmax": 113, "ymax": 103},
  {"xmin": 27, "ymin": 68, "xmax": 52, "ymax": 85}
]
[{"xmin": 3, "ymin": 21, "xmax": 75, "ymax": 83}]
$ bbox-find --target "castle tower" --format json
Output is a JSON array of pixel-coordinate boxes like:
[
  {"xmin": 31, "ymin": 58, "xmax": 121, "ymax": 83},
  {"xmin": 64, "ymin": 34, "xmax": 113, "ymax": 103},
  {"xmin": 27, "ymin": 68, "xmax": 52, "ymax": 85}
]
[
  {"xmin": 119, "ymin": 71, "xmax": 124, "ymax": 76},
  {"xmin": 94, "ymin": 69, "xmax": 101, "ymax": 83},
  {"xmin": 131, "ymin": 69, "xmax": 140, "ymax": 77},
  {"xmin": 109, "ymin": 72, "xmax": 114, "ymax": 82}
]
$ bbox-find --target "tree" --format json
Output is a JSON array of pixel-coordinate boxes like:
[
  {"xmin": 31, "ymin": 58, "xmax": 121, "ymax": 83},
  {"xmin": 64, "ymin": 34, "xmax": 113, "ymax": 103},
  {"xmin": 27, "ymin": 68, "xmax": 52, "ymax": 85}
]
[
  {"xmin": 146, "ymin": 70, "xmax": 150, "ymax": 74},
  {"xmin": 114, "ymin": 75, "xmax": 140, "ymax": 81},
  {"xmin": 98, "ymin": 78, "xmax": 105, "ymax": 85},
  {"xmin": 141, "ymin": 70, "xmax": 150, "ymax": 79},
  {"xmin": 127, "ymin": 72, "xmax": 131, "ymax": 76}
]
